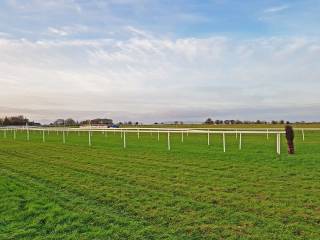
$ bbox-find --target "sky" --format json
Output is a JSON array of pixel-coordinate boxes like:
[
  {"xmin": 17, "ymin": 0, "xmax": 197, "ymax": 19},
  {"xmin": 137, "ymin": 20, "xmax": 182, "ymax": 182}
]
[{"xmin": 0, "ymin": 0, "xmax": 320, "ymax": 123}]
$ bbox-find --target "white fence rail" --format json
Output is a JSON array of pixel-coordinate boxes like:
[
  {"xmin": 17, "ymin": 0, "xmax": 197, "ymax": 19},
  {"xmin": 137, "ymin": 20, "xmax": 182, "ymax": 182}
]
[{"xmin": 0, "ymin": 126, "xmax": 294, "ymax": 154}]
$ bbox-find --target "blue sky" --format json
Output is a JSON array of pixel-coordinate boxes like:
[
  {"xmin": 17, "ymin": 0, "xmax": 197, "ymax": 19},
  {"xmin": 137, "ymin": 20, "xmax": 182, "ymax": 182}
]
[{"xmin": 0, "ymin": 0, "xmax": 319, "ymax": 123}]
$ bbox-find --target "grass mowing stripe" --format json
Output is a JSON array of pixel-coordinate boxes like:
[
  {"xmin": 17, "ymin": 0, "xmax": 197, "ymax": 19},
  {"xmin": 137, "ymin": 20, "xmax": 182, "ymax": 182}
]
[
  {"xmin": 1, "ymin": 132, "xmax": 320, "ymax": 239},
  {"xmin": 0, "ymin": 168, "xmax": 177, "ymax": 240}
]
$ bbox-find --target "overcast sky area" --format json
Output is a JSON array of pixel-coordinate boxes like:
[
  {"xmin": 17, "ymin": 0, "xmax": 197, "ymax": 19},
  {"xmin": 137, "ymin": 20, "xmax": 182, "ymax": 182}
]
[{"xmin": 0, "ymin": 0, "xmax": 320, "ymax": 123}]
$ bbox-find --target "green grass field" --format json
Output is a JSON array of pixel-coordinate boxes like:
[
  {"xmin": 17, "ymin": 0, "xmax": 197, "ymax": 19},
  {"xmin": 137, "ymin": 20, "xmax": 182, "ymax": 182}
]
[{"xmin": 0, "ymin": 129, "xmax": 320, "ymax": 239}]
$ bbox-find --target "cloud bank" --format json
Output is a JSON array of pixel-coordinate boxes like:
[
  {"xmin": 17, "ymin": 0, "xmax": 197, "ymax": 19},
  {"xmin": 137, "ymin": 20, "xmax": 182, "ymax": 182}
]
[{"xmin": 0, "ymin": 33, "xmax": 319, "ymax": 123}]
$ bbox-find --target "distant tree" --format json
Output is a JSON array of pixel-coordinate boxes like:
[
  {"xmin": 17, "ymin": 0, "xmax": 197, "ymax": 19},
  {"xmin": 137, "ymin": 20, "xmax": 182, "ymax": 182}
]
[
  {"xmin": 279, "ymin": 120, "xmax": 285, "ymax": 124},
  {"xmin": 3, "ymin": 117, "xmax": 10, "ymax": 126},
  {"xmin": 54, "ymin": 119, "xmax": 65, "ymax": 126},
  {"xmin": 65, "ymin": 118, "xmax": 76, "ymax": 126},
  {"xmin": 154, "ymin": 122, "xmax": 158, "ymax": 125},
  {"xmin": 271, "ymin": 120, "xmax": 278, "ymax": 124},
  {"xmin": 135, "ymin": 122, "xmax": 139, "ymax": 125},
  {"xmin": 205, "ymin": 118, "xmax": 214, "ymax": 124},
  {"xmin": 127, "ymin": 121, "xmax": 132, "ymax": 125},
  {"xmin": 224, "ymin": 120, "xmax": 230, "ymax": 125}
]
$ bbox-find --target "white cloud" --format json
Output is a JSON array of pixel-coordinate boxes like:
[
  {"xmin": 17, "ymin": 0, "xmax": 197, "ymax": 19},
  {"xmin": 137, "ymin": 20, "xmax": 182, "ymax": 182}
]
[
  {"xmin": 47, "ymin": 25, "xmax": 90, "ymax": 37},
  {"xmin": 0, "ymin": 34, "xmax": 319, "ymax": 122},
  {"xmin": 264, "ymin": 5, "xmax": 289, "ymax": 13},
  {"xmin": 7, "ymin": 0, "xmax": 82, "ymax": 13},
  {"xmin": 48, "ymin": 27, "xmax": 69, "ymax": 36}
]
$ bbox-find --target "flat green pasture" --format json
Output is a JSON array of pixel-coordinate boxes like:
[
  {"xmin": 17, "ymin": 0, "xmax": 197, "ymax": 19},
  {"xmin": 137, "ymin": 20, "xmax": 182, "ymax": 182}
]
[{"xmin": 0, "ymin": 129, "xmax": 319, "ymax": 239}]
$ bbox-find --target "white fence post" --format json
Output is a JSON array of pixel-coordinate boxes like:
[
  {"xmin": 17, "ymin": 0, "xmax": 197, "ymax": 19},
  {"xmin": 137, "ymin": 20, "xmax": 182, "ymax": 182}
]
[
  {"xmin": 42, "ymin": 130, "xmax": 45, "ymax": 143},
  {"xmin": 123, "ymin": 131, "xmax": 126, "ymax": 148},
  {"xmin": 88, "ymin": 131, "xmax": 92, "ymax": 147},
  {"xmin": 157, "ymin": 130, "xmax": 160, "ymax": 141},
  {"xmin": 239, "ymin": 133, "xmax": 242, "ymax": 150},
  {"xmin": 207, "ymin": 131, "xmax": 210, "ymax": 146},
  {"xmin": 137, "ymin": 128, "xmax": 140, "ymax": 139},
  {"xmin": 63, "ymin": 131, "xmax": 65, "ymax": 144},
  {"xmin": 236, "ymin": 129, "xmax": 238, "ymax": 139},
  {"xmin": 181, "ymin": 131, "xmax": 184, "ymax": 143},
  {"xmin": 302, "ymin": 129, "xmax": 305, "ymax": 141},
  {"xmin": 267, "ymin": 129, "xmax": 269, "ymax": 140},
  {"xmin": 276, "ymin": 133, "xmax": 281, "ymax": 155},
  {"xmin": 279, "ymin": 134, "xmax": 281, "ymax": 154},
  {"xmin": 167, "ymin": 132, "xmax": 171, "ymax": 151},
  {"xmin": 27, "ymin": 128, "xmax": 30, "ymax": 141},
  {"xmin": 223, "ymin": 133, "xmax": 226, "ymax": 153}
]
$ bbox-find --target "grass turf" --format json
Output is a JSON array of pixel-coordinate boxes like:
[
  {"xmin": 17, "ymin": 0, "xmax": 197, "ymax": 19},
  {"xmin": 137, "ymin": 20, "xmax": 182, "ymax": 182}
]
[{"xmin": 0, "ymin": 130, "xmax": 319, "ymax": 239}]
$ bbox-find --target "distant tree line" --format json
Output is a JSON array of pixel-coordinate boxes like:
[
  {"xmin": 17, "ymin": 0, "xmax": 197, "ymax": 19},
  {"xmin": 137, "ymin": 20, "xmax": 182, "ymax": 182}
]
[
  {"xmin": 203, "ymin": 118, "xmax": 307, "ymax": 125},
  {"xmin": 0, "ymin": 115, "xmax": 40, "ymax": 126},
  {"xmin": 50, "ymin": 118, "xmax": 113, "ymax": 127}
]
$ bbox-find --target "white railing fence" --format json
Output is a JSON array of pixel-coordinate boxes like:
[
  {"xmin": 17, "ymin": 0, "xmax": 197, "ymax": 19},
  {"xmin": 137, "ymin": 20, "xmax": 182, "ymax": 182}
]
[{"xmin": 0, "ymin": 126, "xmax": 299, "ymax": 154}]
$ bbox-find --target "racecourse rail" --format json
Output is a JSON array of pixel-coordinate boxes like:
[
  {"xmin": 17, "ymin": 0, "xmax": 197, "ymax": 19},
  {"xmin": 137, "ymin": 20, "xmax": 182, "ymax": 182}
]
[{"xmin": 1, "ymin": 127, "xmax": 319, "ymax": 154}]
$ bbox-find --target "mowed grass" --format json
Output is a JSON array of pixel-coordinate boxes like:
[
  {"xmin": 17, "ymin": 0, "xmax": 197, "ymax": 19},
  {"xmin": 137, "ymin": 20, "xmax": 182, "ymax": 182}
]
[{"xmin": 0, "ymin": 129, "xmax": 320, "ymax": 239}]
